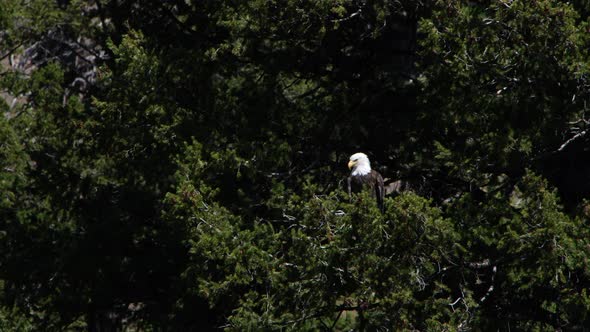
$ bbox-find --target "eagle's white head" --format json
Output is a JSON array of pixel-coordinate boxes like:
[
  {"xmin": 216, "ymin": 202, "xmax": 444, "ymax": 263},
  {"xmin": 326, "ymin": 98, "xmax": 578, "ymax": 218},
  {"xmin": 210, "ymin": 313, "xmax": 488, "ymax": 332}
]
[{"xmin": 348, "ymin": 152, "xmax": 371, "ymax": 176}]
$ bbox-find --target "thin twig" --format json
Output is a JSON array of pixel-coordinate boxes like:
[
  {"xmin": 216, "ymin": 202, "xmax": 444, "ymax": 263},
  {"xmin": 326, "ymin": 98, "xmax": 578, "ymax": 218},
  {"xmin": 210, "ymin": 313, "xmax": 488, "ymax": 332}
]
[
  {"xmin": 330, "ymin": 309, "xmax": 344, "ymax": 330},
  {"xmin": 0, "ymin": 42, "xmax": 23, "ymax": 61}
]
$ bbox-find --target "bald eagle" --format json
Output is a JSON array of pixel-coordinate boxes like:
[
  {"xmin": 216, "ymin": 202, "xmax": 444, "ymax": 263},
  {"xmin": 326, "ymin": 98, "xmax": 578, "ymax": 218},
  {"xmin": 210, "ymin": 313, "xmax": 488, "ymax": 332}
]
[{"xmin": 347, "ymin": 152, "xmax": 385, "ymax": 213}]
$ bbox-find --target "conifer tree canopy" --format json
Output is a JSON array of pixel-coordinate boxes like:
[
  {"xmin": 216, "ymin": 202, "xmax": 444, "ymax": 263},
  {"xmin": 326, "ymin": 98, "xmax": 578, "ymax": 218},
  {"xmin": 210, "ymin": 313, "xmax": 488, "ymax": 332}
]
[{"xmin": 2, "ymin": 0, "xmax": 590, "ymax": 330}]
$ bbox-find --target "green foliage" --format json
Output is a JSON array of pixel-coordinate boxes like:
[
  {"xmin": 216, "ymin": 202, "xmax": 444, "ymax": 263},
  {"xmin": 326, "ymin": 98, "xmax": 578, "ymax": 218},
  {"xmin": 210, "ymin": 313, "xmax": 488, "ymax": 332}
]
[
  {"xmin": 2, "ymin": 0, "xmax": 590, "ymax": 331},
  {"xmin": 448, "ymin": 171, "xmax": 590, "ymax": 329},
  {"xmin": 0, "ymin": 113, "xmax": 26, "ymax": 209},
  {"xmin": 417, "ymin": 0, "xmax": 590, "ymax": 193},
  {"xmin": 0, "ymin": 305, "xmax": 34, "ymax": 332},
  {"xmin": 171, "ymin": 188, "xmax": 463, "ymax": 330}
]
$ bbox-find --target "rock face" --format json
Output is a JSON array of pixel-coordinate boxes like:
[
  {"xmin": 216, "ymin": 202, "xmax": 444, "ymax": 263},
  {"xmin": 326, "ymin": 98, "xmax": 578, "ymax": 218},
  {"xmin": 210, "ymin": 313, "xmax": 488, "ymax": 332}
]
[{"xmin": 2, "ymin": 4, "xmax": 107, "ymax": 116}]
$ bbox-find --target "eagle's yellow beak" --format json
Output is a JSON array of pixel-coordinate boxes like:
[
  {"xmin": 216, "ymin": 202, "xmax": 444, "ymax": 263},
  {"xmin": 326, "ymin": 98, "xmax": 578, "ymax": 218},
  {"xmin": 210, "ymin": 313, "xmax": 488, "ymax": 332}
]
[{"xmin": 348, "ymin": 160, "xmax": 355, "ymax": 170}]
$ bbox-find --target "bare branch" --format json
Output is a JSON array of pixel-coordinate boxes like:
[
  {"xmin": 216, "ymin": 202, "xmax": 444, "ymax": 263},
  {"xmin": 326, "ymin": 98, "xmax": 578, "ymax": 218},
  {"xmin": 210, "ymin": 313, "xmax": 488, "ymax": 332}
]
[
  {"xmin": 332, "ymin": 9, "xmax": 362, "ymax": 23},
  {"xmin": 479, "ymin": 266, "xmax": 497, "ymax": 303},
  {"xmin": 467, "ymin": 259, "xmax": 491, "ymax": 269},
  {"xmin": 557, "ymin": 130, "xmax": 587, "ymax": 152}
]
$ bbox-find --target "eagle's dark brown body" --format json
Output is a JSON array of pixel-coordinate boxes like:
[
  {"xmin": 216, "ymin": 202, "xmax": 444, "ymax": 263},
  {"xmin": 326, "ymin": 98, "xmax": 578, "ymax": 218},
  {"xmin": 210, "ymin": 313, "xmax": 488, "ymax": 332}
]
[{"xmin": 348, "ymin": 170, "xmax": 385, "ymax": 213}]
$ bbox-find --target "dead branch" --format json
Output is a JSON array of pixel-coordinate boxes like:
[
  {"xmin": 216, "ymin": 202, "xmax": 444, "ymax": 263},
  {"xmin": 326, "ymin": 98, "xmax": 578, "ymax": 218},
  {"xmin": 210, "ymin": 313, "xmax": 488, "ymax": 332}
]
[{"xmin": 557, "ymin": 130, "xmax": 587, "ymax": 152}]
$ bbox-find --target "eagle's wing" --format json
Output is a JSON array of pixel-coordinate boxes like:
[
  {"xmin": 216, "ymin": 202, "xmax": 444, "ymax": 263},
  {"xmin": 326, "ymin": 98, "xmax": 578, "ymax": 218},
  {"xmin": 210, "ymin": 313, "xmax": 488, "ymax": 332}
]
[{"xmin": 373, "ymin": 171, "xmax": 385, "ymax": 213}]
